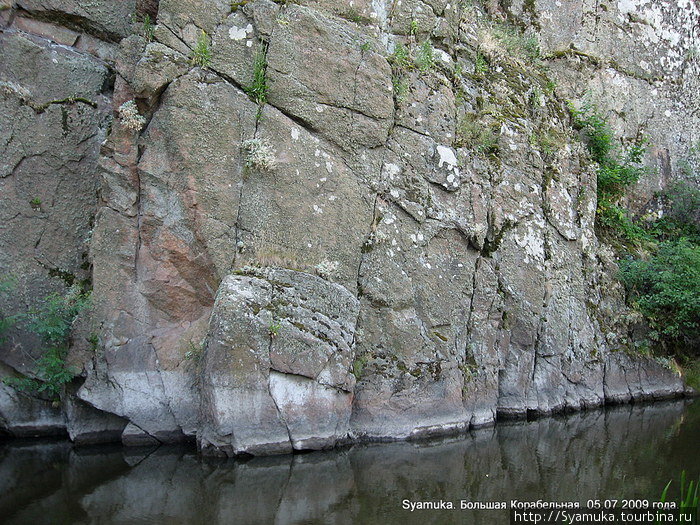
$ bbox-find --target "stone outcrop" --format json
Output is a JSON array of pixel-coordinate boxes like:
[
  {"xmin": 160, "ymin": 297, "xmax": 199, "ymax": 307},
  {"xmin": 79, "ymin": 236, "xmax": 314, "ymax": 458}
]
[{"xmin": 0, "ymin": 0, "xmax": 697, "ymax": 453}]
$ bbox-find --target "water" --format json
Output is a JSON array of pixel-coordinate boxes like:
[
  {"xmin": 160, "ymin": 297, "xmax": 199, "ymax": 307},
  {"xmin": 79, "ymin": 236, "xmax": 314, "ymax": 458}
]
[{"xmin": 1, "ymin": 400, "xmax": 698, "ymax": 524}]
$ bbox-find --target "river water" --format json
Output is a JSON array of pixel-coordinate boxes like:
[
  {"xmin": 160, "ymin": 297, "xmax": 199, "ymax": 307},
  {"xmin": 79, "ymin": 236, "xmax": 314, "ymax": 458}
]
[{"xmin": 1, "ymin": 400, "xmax": 698, "ymax": 524}]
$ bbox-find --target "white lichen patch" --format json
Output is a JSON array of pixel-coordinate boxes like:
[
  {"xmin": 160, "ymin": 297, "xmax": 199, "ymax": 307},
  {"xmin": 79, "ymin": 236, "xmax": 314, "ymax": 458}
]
[
  {"xmin": 436, "ymin": 145, "xmax": 458, "ymax": 169},
  {"xmin": 291, "ymin": 128, "xmax": 300, "ymax": 141},
  {"xmin": 0, "ymin": 80, "xmax": 31, "ymax": 101},
  {"xmin": 315, "ymin": 260, "xmax": 339, "ymax": 280},
  {"xmin": 242, "ymin": 138, "xmax": 276, "ymax": 170},
  {"xmin": 229, "ymin": 24, "xmax": 253, "ymax": 40},
  {"xmin": 381, "ymin": 162, "xmax": 401, "ymax": 181},
  {"xmin": 514, "ymin": 221, "xmax": 546, "ymax": 264},
  {"xmin": 118, "ymin": 100, "xmax": 146, "ymax": 132}
]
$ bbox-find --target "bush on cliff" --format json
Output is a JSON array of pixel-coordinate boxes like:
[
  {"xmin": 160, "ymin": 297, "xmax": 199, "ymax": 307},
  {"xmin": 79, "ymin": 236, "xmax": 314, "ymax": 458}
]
[
  {"xmin": 619, "ymin": 239, "xmax": 700, "ymax": 356},
  {"xmin": 570, "ymin": 101, "xmax": 700, "ymax": 361},
  {"xmin": 1, "ymin": 285, "xmax": 90, "ymax": 400}
]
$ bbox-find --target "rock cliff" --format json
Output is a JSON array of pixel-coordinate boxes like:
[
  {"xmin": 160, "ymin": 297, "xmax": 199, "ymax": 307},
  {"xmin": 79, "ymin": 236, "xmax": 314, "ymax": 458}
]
[{"xmin": 0, "ymin": 0, "xmax": 697, "ymax": 454}]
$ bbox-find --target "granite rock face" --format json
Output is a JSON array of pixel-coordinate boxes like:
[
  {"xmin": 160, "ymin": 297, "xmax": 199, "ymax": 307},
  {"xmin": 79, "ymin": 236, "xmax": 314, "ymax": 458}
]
[{"xmin": 0, "ymin": 0, "xmax": 696, "ymax": 453}]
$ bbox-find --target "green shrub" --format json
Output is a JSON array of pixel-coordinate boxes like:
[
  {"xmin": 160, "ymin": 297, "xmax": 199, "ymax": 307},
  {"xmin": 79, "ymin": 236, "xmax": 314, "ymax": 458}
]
[
  {"xmin": 191, "ymin": 30, "xmax": 212, "ymax": 68},
  {"xmin": 569, "ymin": 101, "xmax": 648, "ymax": 242},
  {"xmin": 415, "ymin": 40, "xmax": 435, "ymax": 72},
  {"xmin": 2, "ymin": 286, "xmax": 90, "ymax": 400},
  {"xmin": 651, "ymin": 182, "xmax": 700, "ymax": 243},
  {"xmin": 244, "ymin": 44, "xmax": 268, "ymax": 106},
  {"xmin": 570, "ymin": 102, "xmax": 700, "ymax": 362},
  {"xmin": 619, "ymin": 239, "xmax": 700, "ymax": 355},
  {"xmin": 142, "ymin": 14, "xmax": 155, "ymax": 42}
]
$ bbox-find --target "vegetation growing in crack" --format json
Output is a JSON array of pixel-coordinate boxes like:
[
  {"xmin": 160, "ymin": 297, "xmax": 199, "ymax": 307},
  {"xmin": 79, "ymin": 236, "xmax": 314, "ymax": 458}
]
[
  {"xmin": 352, "ymin": 355, "xmax": 367, "ymax": 379},
  {"xmin": 118, "ymin": 100, "xmax": 146, "ymax": 132},
  {"xmin": 455, "ymin": 114, "xmax": 500, "ymax": 157},
  {"xmin": 569, "ymin": 101, "xmax": 648, "ymax": 244},
  {"xmin": 244, "ymin": 44, "xmax": 268, "ymax": 107},
  {"xmin": 142, "ymin": 14, "xmax": 155, "ymax": 42},
  {"xmin": 184, "ymin": 339, "xmax": 204, "ymax": 361},
  {"xmin": 415, "ymin": 40, "xmax": 436, "ymax": 72},
  {"xmin": 242, "ymin": 138, "xmax": 276, "ymax": 171},
  {"xmin": 336, "ymin": 7, "xmax": 372, "ymax": 25},
  {"xmin": 387, "ymin": 39, "xmax": 440, "ymax": 103},
  {"xmin": 1, "ymin": 284, "xmax": 91, "ymax": 401},
  {"xmin": 268, "ymin": 321, "xmax": 281, "ymax": 339},
  {"xmin": 190, "ymin": 30, "xmax": 212, "ymax": 68}
]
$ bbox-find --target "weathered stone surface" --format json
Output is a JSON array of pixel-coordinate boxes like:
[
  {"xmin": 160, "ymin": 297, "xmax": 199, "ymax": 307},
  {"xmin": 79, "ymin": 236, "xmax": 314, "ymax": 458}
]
[
  {"xmin": 0, "ymin": 0, "xmax": 696, "ymax": 453},
  {"xmin": 604, "ymin": 352, "xmax": 686, "ymax": 404},
  {"xmin": 14, "ymin": 0, "xmax": 137, "ymax": 41},
  {"xmin": 199, "ymin": 270, "xmax": 359, "ymax": 455},
  {"xmin": 64, "ymin": 395, "xmax": 127, "ymax": 445},
  {"xmin": 0, "ymin": 29, "xmax": 110, "ymax": 375},
  {"xmin": 0, "ymin": 383, "xmax": 65, "ymax": 437},
  {"xmin": 265, "ymin": 4, "xmax": 394, "ymax": 150}
]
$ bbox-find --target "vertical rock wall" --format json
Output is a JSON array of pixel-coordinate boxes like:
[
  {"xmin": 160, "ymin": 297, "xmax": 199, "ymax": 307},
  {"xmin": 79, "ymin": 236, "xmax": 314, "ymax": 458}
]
[{"xmin": 0, "ymin": 0, "xmax": 696, "ymax": 453}]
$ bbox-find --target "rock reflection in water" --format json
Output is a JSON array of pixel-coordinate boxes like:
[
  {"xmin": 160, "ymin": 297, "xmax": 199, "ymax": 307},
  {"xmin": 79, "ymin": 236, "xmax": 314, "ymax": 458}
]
[{"xmin": 1, "ymin": 400, "xmax": 698, "ymax": 525}]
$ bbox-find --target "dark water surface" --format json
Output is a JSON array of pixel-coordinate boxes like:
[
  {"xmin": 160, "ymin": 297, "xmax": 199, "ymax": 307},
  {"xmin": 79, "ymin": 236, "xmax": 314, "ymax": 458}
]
[{"xmin": 1, "ymin": 400, "xmax": 699, "ymax": 524}]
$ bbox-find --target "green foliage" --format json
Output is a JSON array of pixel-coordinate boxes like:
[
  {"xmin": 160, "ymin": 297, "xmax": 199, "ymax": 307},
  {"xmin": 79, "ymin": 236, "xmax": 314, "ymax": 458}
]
[
  {"xmin": 415, "ymin": 40, "xmax": 435, "ymax": 72},
  {"xmin": 1, "ymin": 286, "xmax": 90, "ymax": 400},
  {"xmin": 388, "ymin": 43, "xmax": 411, "ymax": 70},
  {"xmin": 474, "ymin": 51, "xmax": 488, "ymax": 75},
  {"xmin": 651, "ymin": 182, "xmax": 700, "ymax": 243},
  {"xmin": 184, "ymin": 339, "xmax": 204, "ymax": 361},
  {"xmin": 142, "ymin": 14, "xmax": 155, "ymax": 42},
  {"xmin": 570, "ymin": 102, "xmax": 700, "ymax": 362},
  {"xmin": 352, "ymin": 355, "xmax": 367, "ymax": 379},
  {"xmin": 684, "ymin": 358, "xmax": 700, "ymax": 390},
  {"xmin": 569, "ymin": 101, "xmax": 648, "ymax": 242},
  {"xmin": 337, "ymin": 8, "xmax": 372, "ymax": 25},
  {"xmin": 529, "ymin": 129, "xmax": 563, "ymax": 161},
  {"xmin": 268, "ymin": 321, "xmax": 281, "ymax": 338},
  {"xmin": 244, "ymin": 44, "xmax": 268, "ymax": 106},
  {"xmin": 388, "ymin": 40, "xmax": 437, "ymax": 75},
  {"xmin": 492, "ymin": 24, "xmax": 540, "ymax": 62},
  {"xmin": 30, "ymin": 197, "xmax": 42, "ymax": 209},
  {"xmin": 455, "ymin": 115, "xmax": 500, "ymax": 156},
  {"xmin": 658, "ymin": 471, "xmax": 699, "ymax": 524},
  {"xmin": 191, "ymin": 30, "xmax": 212, "ymax": 68},
  {"xmin": 392, "ymin": 75, "xmax": 409, "ymax": 103},
  {"xmin": 619, "ymin": 240, "xmax": 700, "ymax": 355}
]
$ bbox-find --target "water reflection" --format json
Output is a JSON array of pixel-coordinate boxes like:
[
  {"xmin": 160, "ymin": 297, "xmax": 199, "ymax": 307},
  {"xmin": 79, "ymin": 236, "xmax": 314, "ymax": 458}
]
[{"xmin": 1, "ymin": 400, "xmax": 698, "ymax": 525}]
